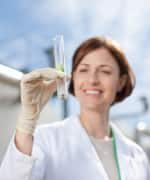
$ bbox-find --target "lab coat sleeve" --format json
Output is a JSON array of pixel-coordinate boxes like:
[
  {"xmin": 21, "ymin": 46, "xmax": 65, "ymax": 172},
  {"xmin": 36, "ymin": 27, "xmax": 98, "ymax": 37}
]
[{"xmin": 0, "ymin": 129, "xmax": 47, "ymax": 180}]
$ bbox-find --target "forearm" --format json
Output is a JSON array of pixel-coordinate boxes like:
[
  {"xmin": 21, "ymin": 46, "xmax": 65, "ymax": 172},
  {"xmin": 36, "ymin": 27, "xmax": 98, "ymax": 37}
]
[{"xmin": 15, "ymin": 130, "xmax": 33, "ymax": 155}]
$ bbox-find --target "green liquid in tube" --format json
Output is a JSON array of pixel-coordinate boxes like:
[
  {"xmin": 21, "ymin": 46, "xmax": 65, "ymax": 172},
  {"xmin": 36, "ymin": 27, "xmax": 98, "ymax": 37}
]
[{"xmin": 56, "ymin": 64, "xmax": 64, "ymax": 72}]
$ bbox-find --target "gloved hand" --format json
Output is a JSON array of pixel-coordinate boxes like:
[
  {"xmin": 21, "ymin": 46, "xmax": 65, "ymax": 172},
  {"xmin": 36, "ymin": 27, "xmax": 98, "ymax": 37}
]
[{"xmin": 16, "ymin": 68, "xmax": 68, "ymax": 134}]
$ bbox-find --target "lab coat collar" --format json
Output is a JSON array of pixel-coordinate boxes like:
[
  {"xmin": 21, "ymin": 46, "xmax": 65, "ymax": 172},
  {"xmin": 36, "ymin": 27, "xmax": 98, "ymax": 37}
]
[{"xmin": 69, "ymin": 114, "xmax": 110, "ymax": 180}]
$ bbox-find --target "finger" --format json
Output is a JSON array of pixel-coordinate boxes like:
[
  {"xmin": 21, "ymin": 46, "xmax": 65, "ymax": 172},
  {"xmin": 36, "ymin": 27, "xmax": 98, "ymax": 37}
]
[
  {"xmin": 45, "ymin": 80, "xmax": 57, "ymax": 93},
  {"xmin": 63, "ymin": 74, "xmax": 71, "ymax": 81},
  {"xmin": 22, "ymin": 68, "xmax": 66, "ymax": 83},
  {"xmin": 34, "ymin": 68, "xmax": 65, "ymax": 79},
  {"xmin": 22, "ymin": 72, "xmax": 42, "ymax": 83}
]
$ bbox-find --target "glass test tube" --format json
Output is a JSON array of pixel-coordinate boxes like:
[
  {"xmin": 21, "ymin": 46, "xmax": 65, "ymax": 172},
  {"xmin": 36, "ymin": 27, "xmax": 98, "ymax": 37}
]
[{"xmin": 53, "ymin": 35, "xmax": 68, "ymax": 99}]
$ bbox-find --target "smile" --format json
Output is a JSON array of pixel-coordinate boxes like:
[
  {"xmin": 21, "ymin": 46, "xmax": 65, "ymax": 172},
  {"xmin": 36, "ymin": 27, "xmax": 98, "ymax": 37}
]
[{"xmin": 84, "ymin": 90, "xmax": 102, "ymax": 95}]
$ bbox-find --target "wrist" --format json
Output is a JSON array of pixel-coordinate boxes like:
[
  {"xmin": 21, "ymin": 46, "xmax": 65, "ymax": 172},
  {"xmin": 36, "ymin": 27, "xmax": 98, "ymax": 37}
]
[
  {"xmin": 16, "ymin": 109, "xmax": 39, "ymax": 135},
  {"xmin": 15, "ymin": 129, "xmax": 33, "ymax": 155}
]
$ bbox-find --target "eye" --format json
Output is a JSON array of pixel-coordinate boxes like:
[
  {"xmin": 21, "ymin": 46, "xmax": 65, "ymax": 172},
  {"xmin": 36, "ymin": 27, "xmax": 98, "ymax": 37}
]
[
  {"xmin": 78, "ymin": 69, "xmax": 88, "ymax": 72},
  {"xmin": 101, "ymin": 70, "xmax": 112, "ymax": 74}
]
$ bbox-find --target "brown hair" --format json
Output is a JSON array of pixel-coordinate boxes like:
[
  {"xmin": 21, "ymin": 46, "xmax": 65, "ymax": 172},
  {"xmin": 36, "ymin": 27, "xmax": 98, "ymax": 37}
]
[{"xmin": 68, "ymin": 36, "xmax": 136, "ymax": 105}]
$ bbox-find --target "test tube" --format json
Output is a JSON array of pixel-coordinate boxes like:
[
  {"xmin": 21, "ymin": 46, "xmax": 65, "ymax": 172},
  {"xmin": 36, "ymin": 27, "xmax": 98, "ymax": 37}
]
[{"xmin": 53, "ymin": 35, "xmax": 68, "ymax": 99}]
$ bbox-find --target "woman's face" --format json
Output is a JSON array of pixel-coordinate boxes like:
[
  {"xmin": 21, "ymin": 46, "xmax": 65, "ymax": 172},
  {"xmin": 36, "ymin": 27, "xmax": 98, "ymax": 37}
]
[{"xmin": 73, "ymin": 47, "xmax": 124, "ymax": 110}]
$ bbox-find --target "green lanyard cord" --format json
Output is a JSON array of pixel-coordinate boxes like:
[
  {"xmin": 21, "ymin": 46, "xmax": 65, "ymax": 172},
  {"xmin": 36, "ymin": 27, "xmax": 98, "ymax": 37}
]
[{"xmin": 112, "ymin": 128, "xmax": 122, "ymax": 180}]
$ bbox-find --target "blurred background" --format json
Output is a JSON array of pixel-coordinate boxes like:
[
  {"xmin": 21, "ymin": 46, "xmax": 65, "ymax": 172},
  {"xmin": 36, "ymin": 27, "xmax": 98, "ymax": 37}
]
[{"xmin": 0, "ymin": 0, "xmax": 150, "ymax": 162}]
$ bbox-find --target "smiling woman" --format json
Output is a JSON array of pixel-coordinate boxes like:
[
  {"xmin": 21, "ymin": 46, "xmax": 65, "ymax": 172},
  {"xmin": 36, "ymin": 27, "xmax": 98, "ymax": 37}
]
[
  {"xmin": 72, "ymin": 48, "xmax": 126, "ymax": 110},
  {"xmin": 0, "ymin": 36, "xmax": 149, "ymax": 180}
]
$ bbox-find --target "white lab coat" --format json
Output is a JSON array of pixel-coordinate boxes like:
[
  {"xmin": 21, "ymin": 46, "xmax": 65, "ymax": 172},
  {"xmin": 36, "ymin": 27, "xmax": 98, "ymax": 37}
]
[{"xmin": 0, "ymin": 115, "xmax": 149, "ymax": 180}]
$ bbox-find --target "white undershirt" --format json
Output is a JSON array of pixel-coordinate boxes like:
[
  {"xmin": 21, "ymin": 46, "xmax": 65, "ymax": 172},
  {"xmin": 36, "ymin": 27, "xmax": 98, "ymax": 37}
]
[{"xmin": 89, "ymin": 136, "xmax": 118, "ymax": 180}]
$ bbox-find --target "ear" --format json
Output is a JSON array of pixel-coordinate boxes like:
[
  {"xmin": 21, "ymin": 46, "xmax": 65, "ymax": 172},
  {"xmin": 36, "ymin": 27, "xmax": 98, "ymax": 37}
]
[{"xmin": 117, "ymin": 75, "xmax": 127, "ymax": 92}]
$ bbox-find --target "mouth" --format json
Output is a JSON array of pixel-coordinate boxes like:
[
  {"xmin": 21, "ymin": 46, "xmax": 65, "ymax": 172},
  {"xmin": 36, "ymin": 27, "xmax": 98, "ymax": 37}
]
[{"xmin": 84, "ymin": 89, "xmax": 103, "ymax": 96}]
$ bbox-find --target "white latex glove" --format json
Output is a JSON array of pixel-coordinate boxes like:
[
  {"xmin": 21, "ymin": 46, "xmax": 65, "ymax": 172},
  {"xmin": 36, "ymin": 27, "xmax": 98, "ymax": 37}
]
[{"xmin": 16, "ymin": 68, "xmax": 67, "ymax": 134}]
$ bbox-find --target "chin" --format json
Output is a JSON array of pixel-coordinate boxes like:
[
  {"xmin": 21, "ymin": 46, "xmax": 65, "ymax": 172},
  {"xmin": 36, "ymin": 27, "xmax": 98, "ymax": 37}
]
[{"xmin": 83, "ymin": 103, "xmax": 102, "ymax": 111}]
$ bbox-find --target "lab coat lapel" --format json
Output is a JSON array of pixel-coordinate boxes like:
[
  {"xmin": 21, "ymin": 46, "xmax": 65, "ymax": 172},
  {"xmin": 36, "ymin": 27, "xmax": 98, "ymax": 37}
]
[
  {"xmin": 111, "ymin": 124, "xmax": 132, "ymax": 180},
  {"xmin": 71, "ymin": 115, "xmax": 109, "ymax": 180}
]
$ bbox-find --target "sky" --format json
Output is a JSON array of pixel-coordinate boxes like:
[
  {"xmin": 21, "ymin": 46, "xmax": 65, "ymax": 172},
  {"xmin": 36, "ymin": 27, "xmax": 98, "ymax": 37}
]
[{"xmin": 0, "ymin": 0, "xmax": 150, "ymax": 132}]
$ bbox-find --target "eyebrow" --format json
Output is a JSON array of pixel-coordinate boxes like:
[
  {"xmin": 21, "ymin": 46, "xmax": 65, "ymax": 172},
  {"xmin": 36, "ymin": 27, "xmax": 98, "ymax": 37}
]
[{"xmin": 79, "ymin": 63, "xmax": 113, "ymax": 69}]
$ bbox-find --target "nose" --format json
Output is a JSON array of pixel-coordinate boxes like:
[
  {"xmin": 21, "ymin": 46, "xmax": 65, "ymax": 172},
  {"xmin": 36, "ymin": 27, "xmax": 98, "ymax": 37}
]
[{"xmin": 88, "ymin": 71, "xmax": 99, "ymax": 85}]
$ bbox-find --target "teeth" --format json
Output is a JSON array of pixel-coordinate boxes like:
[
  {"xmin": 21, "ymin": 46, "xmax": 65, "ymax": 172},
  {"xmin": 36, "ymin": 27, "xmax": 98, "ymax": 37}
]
[{"xmin": 85, "ymin": 90, "xmax": 100, "ymax": 94}]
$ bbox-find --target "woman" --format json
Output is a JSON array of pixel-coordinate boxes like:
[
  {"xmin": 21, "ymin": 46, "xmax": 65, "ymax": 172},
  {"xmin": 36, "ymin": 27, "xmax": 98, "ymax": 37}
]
[{"xmin": 0, "ymin": 37, "xmax": 149, "ymax": 180}]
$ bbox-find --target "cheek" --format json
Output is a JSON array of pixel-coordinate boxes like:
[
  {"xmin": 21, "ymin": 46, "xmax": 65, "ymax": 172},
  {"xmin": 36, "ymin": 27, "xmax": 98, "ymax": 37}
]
[
  {"xmin": 73, "ymin": 76, "xmax": 82, "ymax": 96},
  {"xmin": 73, "ymin": 77, "xmax": 87, "ymax": 100},
  {"xmin": 106, "ymin": 79, "xmax": 119, "ymax": 98},
  {"xmin": 110, "ymin": 81, "xmax": 119, "ymax": 91}
]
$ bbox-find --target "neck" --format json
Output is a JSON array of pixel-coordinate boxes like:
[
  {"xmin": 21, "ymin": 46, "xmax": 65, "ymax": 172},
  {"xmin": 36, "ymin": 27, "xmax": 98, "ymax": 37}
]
[{"xmin": 79, "ymin": 107, "xmax": 111, "ymax": 139}]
